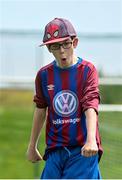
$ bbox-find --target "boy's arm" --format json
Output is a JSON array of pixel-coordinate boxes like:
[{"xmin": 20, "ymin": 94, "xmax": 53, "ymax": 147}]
[
  {"xmin": 27, "ymin": 107, "xmax": 47, "ymax": 163},
  {"xmin": 81, "ymin": 108, "xmax": 98, "ymax": 157}
]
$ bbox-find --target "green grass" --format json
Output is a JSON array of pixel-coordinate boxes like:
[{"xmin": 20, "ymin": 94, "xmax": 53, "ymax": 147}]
[
  {"xmin": 0, "ymin": 89, "xmax": 45, "ymax": 178},
  {"xmin": 99, "ymin": 112, "xmax": 122, "ymax": 179},
  {"xmin": 0, "ymin": 89, "xmax": 122, "ymax": 178},
  {"xmin": 99, "ymin": 85, "xmax": 122, "ymax": 104}
]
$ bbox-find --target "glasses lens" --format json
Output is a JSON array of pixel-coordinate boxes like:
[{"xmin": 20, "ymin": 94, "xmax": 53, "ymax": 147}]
[
  {"xmin": 50, "ymin": 43, "xmax": 59, "ymax": 50},
  {"xmin": 63, "ymin": 42, "xmax": 72, "ymax": 49}
]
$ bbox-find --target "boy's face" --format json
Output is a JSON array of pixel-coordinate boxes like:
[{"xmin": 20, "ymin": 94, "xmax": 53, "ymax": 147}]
[{"xmin": 48, "ymin": 37, "xmax": 78, "ymax": 68}]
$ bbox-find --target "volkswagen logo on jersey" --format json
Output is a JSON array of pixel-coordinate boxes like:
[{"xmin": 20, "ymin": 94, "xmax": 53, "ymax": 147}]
[{"xmin": 53, "ymin": 90, "xmax": 79, "ymax": 117}]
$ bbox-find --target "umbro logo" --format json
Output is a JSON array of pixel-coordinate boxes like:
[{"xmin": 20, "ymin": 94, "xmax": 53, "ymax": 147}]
[{"xmin": 47, "ymin": 84, "xmax": 55, "ymax": 90}]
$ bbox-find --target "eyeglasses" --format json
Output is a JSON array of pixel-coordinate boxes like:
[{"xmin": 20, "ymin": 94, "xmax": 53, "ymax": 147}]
[{"xmin": 49, "ymin": 41, "xmax": 73, "ymax": 50}]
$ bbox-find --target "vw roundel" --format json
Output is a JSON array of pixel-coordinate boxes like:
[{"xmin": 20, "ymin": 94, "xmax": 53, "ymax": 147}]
[{"xmin": 53, "ymin": 90, "xmax": 79, "ymax": 117}]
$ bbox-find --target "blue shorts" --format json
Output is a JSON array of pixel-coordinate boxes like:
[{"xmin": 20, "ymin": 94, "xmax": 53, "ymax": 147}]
[{"xmin": 41, "ymin": 146, "xmax": 101, "ymax": 179}]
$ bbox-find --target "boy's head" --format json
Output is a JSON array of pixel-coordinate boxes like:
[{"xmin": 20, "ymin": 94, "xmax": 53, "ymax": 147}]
[
  {"xmin": 40, "ymin": 18, "xmax": 77, "ymax": 46},
  {"xmin": 40, "ymin": 18, "xmax": 78, "ymax": 68}
]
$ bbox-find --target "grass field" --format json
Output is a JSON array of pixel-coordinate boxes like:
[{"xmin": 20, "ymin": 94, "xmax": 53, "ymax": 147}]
[
  {"xmin": 0, "ymin": 89, "xmax": 122, "ymax": 179},
  {"xmin": 99, "ymin": 85, "xmax": 122, "ymax": 104}
]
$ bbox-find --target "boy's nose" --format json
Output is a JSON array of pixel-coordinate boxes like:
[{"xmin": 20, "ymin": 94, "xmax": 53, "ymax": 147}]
[{"xmin": 59, "ymin": 45, "xmax": 64, "ymax": 52}]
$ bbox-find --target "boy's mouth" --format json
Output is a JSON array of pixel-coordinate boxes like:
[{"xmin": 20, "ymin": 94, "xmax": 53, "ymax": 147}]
[{"xmin": 61, "ymin": 58, "xmax": 67, "ymax": 62}]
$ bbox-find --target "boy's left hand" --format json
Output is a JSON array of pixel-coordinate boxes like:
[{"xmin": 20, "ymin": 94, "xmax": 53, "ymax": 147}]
[{"xmin": 81, "ymin": 141, "xmax": 98, "ymax": 157}]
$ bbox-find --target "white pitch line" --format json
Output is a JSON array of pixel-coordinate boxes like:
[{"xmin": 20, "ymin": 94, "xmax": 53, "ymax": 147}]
[{"xmin": 99, "ymin": 104, "xmax": 122, "ymax": 112}]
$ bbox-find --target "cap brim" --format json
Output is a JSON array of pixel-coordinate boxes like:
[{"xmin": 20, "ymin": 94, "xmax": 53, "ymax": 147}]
[{"xmin": 39, "ymin": 36, "xmax": 70, "ymax": 47}]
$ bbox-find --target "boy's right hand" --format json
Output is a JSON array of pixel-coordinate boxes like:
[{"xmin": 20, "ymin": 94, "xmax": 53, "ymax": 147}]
[{"xmin": 27, "ymin": 145, "xmax": 43, "ymax": 163}]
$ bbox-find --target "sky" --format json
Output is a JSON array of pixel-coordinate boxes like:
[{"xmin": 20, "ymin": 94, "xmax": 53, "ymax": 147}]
[{"xmin": 0, "ymin": 0, "xmax": 122, "ymax": 33}]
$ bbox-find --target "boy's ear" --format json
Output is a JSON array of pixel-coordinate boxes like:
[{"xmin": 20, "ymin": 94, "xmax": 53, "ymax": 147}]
[{"xmin": 73, "ymin": 37, "xmax": 78, "ymax": 48}]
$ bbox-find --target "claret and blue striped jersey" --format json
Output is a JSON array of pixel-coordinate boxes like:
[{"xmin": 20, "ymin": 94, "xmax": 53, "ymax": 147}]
[{"xmin": 34, "ymin": 57, "xmax": 103, "ymax": 160}]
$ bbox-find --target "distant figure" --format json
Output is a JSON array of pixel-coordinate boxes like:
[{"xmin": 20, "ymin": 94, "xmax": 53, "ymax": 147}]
[{"xmin": 27, "ymin": 17, "xmax": 103, "ymax": 179}]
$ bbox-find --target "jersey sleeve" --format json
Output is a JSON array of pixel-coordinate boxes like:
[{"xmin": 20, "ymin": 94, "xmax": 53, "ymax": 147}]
[
  {"xmin": 81, "ymin": 64, "xmax": 100, "ymax": 113},
  {"xmin": 33, "ymin": 70, "xmax": 48, "ymax": 108}
]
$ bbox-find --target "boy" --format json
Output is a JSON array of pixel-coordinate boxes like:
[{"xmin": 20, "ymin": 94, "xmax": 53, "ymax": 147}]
[{"xmin": 27, "ymin": 17, "xmax": 103, "ymax": 179}]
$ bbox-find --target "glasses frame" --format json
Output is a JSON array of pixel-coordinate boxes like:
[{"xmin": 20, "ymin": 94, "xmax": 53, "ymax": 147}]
[{"xmin": 49, "ymin": 41, "xmax": 73, "ymax": 51}]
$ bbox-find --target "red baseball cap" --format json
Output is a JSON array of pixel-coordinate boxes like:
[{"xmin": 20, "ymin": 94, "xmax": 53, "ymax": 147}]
[{"xmin": 39, "ymin": 18, "xmax": 77, "ymax": 46}]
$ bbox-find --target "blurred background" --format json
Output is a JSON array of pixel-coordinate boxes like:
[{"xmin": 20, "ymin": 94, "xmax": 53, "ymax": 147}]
[{"xmin": 0, "ymin": 0, "xmax": 122, "ymax": 179}]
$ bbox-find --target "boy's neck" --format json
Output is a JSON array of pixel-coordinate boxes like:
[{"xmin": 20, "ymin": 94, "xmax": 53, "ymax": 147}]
[{"xmin": 73, "ymin": 55, "xmax": 78, "ymax": 65}]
